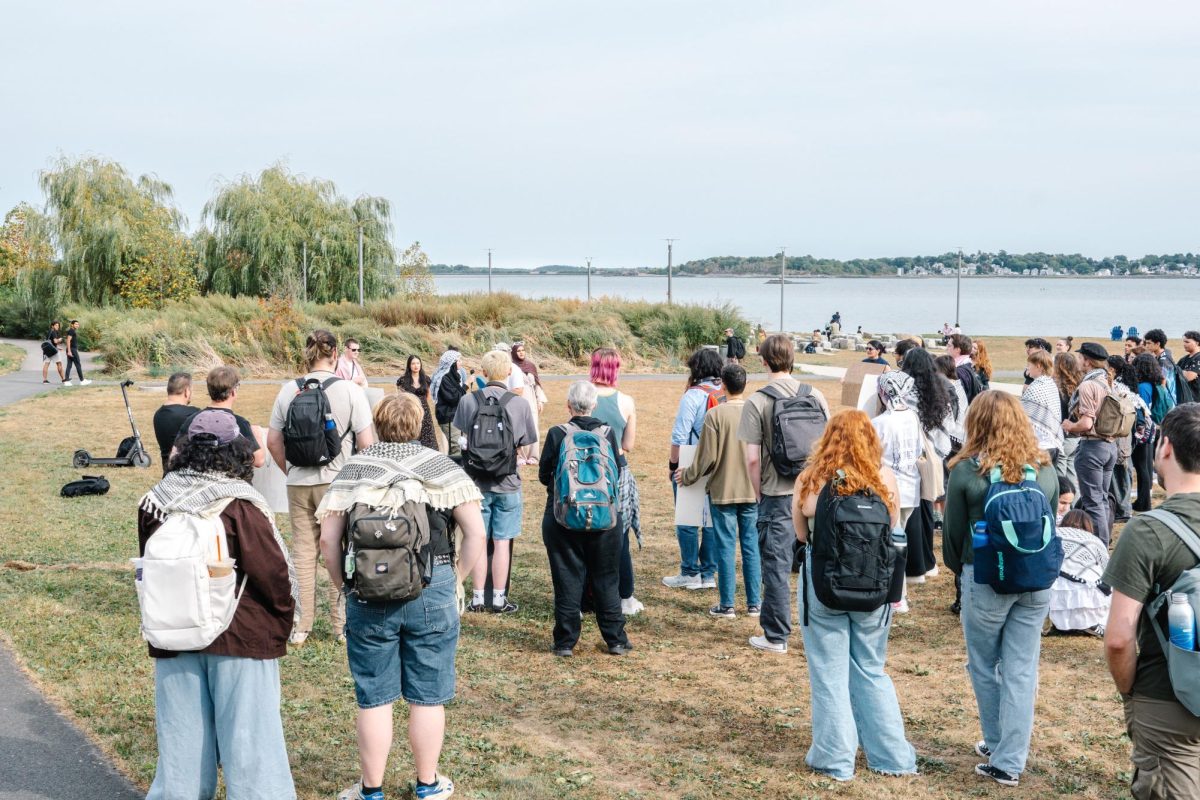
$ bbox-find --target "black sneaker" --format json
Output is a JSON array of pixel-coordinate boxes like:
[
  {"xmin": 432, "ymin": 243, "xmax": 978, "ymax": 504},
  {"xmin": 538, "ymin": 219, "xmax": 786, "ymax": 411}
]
[
  {"xmin": 708, "ymin": 604, "xmax": 736, "ymax": 619},
  {"xmin": 950, "ymin": 601, "xmax": 961, "ymax": 616},
  {"xmin": 974, "ymin": 741, "xmax": 992, "ymax": 758},
  {"xmin": 492, "ymin": 600, "xmax": 519, "ymax": 614},
  {"xmin": 607, "ymin": 642, "xmax": 634, "ymax": 656},
  {"xmin": 975, "ymin": 763, "xmax": 1018, "ymax": 787},
  {"xmin": 466, "ymin": 602, "xmax": 489, "ymax": 613},
  {"xmin": 552, "ymin": 647, "xmax": 573, "ymax": 658}
]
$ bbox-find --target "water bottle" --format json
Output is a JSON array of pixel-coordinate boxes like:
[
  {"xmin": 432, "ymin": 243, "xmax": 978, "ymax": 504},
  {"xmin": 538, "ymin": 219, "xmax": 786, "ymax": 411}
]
[
  {"xmin": 344, "ymin": 546, "xmax": 356, "ymax": 580},
  {"xmin": 1168, "ymin": 594, "xmax": 1196, "ymax": 651},
  {"xmin": 972, "ymin": 521, "xmax": 989, "ymax": 553},
  {"xmin": 891, "ymin": 527, "xmax": 908, "ymax": 556},
  {"xmin": 325, "ymin": 413, "xmax": 336, "ymax": 431}
]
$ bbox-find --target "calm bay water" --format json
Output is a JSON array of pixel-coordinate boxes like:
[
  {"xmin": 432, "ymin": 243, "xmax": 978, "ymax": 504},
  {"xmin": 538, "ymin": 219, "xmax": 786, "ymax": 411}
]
[{"xmin": 434, "ymin": 273, "xmax": 1197, "ymax": 336}]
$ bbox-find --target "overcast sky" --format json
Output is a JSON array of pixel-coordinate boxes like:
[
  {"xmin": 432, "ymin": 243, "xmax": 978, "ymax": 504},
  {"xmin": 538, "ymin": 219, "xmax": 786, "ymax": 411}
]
[{"xmin": 3, "ymin": 1, "xmax": 1198, "ymax": 268}]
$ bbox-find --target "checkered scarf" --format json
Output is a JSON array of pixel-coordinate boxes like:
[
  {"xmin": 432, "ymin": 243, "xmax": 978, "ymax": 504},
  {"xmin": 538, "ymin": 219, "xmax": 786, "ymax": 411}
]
[{"xmin": 316, "ymin": 441, "xmax": 482, "ymax": 520}]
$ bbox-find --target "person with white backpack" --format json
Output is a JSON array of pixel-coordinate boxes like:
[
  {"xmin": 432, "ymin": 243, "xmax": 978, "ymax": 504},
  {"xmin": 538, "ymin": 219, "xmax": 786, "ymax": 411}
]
[{"xmin": 136, "ymin": 409, "xmax": 300, "ymax": 799}]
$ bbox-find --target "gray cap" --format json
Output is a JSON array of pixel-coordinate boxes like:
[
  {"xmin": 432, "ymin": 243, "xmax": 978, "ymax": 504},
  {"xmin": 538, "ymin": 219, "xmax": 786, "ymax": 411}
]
[{"xmin": 187, "ymin": 409, "xmax": 241, "ymax": 445}]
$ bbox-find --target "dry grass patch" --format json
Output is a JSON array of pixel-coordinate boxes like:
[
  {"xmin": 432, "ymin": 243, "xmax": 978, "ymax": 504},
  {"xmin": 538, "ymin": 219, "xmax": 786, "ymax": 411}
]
[{"xmin": 0, "ymin": 378, "xmax": 1131, "ymax": 798}]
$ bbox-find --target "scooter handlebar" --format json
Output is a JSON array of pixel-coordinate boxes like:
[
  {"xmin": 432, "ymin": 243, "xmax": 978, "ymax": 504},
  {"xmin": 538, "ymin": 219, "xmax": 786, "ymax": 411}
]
[{"xmin": 121, "ymin": 380, "xmax": 134, "ymax": 387}]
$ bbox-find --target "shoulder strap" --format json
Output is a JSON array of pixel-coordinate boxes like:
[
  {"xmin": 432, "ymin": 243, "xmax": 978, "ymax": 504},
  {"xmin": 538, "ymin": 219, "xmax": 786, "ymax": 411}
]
[
  {"xmin": 498, "ymin": 391, "xmax": 517, "ymax": 407},
  {"xmin": 320, "ymin": 377, "xmax": 341, "ymax": 390},
  {"xmin": 758, "ymin": 383, "xmax": 787, "ymax": 401},
  {"xmin": 294, "ymin": 378, "xmax": 305, "ymax": 392},
  {"xmin": 988, "ymin": 465, "xmax": 1003, "ymax": 485},
  {"xmin": 1141, "ymin": 509, "xmax": 1200, "ymax": 563},
  {"xmin": 795, "ymin": 383, "xmax": 812, "ymax": 399}
]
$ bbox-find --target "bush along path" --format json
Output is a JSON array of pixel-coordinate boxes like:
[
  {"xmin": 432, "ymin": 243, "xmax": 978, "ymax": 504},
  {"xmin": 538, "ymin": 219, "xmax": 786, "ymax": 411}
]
[{"xmin": 0, "ymin": 338, "xmax": 142, "ymax": 800}]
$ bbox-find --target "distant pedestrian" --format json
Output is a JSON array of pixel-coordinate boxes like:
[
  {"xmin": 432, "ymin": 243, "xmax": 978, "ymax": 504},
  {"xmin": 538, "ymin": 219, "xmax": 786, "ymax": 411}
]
[
  {"xmin": 1124, "ymin": 334, "xmax": 1143, "ymax": 363},
  {"xmin": 862, "ymin": 340, "xmax": 889, "ymax": 366},
  {"xmin": 1055, "ymin": 336, "xmax": 1074, "ymax": 354},
  {"xmin": 1132, "ymin": 353, "xmax": 1163, "ymax": 512},
  {"xmin": 397, "ymin": 355, "xmax": 437, "ymax": 450},
  {"xmin": 430, "ymin": 348, "xmax": 467, "ymax": 461},
  {"xmin": 971, "ymin": 340, "xmax": 993, "ymax": 391},
  {"xmin": 946, "ymin": 334, "xmax": 982, "ymax": 403},
  {"xmin": 677, "ymin": 364, "xmax": 761, "ymax": 619},
  {"xmin": 42, "ymin": 320, "xmax": 66, "ymax": 385},
  {"xmin": 511, "ymin": 342, "xmax": 546, "ymax": 463},
  {"xmin": 1144, "ymin": 329, "xmax": 1178, "ymax": 406},
  {"xmin": 1053, "ymin": 352, "xmax": 1085, "ymax": 495},
  {"xmin": 1023, "ymin": 337, "xmax": 1053, "ymax": 385},
  {"xmin": 1063, "ymin": 343, "xmax": 1119, "ymax": 543},
  {"xmin": 152, "ymin": 372, "xmax": 198, "ymax": 475},
  {"xmin": 1021, "ymin": 351, "xmax": 1063, "ymax": 456},
  {"xmin": 62, "ymin": 319, "xmax": 91, "ymax": 385},
  {"xmin": 1107, "ymin": 356, "xmax": 1137, "ymax": 524},
  {"xmin": 334, "ymin": 337, "xmax": 369, "ymax": 387},
  {"xmin": 724, "ymin": 327, "xmax": 746, "ymax": 364}
]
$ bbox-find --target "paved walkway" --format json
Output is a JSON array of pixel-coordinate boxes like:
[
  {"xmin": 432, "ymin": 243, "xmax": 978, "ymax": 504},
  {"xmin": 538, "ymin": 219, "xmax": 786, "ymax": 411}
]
[{"xmin": 0, "ymin": 339, "xmax": 142, "ymax": 800}]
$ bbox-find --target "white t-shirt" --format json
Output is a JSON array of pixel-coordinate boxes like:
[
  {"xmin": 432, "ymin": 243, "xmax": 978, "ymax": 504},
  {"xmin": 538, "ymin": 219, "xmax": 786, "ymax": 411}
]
[
  {"xmin": 505, "ymin": 367, "xmax": 525, "ymax": 393},
  {"xmin": 872, "ymin": 407, "xmax": 922, "ymax": 509},
  {"xmin": 269, "ymin": 371, "xmax": 374, "ymax": 486}
]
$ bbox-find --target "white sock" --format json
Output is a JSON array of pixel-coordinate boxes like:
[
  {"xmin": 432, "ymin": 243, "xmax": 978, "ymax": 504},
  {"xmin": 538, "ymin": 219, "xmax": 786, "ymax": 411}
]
[
  {"xmin": 493, "ymin": 589, "xmax": 506, "ymax": 608},
  {"xmin": 472, "ymin": 589, "xmax": 484, "ymax": 606}
]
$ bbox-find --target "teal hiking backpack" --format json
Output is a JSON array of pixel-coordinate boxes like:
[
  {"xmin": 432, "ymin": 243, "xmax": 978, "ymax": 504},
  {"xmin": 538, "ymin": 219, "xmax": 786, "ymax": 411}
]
[
  {"xmin": 552, "ymin": 423, "xmax": 619, "ymax": 532},
  {"xmin": 1139, "ymin": 509, "xmax": 1200, "ymax": 715},
  {"xmin": 974, "ymin": 465, "xmax": 1062, "ymax": 593}
]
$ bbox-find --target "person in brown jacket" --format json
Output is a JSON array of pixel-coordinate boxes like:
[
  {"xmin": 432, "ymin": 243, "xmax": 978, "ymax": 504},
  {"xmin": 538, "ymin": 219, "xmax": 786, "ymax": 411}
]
[
  {"xmin": 137, "ymin": 409, "xmax": 299, "ymax": 799},
  {"xmin": 677, "ymin": 364, "xmax": 763, "ymax": 619}
]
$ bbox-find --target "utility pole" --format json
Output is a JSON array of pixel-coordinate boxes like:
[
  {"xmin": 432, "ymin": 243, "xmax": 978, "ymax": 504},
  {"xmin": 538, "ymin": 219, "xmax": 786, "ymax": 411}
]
[
  {"xmin": 586, "ymin": 257, "xmax": 592, "ymax": 302},
  {"xmin": 665, "ymin": 239, "xmax": 676, "ymax": 305},
  {"xmin": 302, "ymin": 241, "xmax": 308, "ymax": 303},
  {"xmin": 357, "ymin": 225, "xmax": 365, "ymax": 307},
  {"xmin": 487, "ymin": 248, "xmax": 493, "ymax": 295},
  {"xmin": 955, "ymin": 247, "xmax": 963, "ymax": 326},
  {"xmin": 779, "ymin": 247, "xmax": 786, "ymax": 332}
]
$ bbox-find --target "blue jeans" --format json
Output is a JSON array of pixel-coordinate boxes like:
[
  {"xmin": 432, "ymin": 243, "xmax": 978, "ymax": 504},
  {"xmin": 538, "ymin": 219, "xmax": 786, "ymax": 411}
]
[
  {"xmin": 148, "ymin": 654, "xmax": 295, "ymax": 799},
  {"xmin": 481, "ymin": 490, "xmax": 523, "ymax": 541},
  {"xmin": 672, "ymin": 477, "xmax": 714, "ymax": 578},
  {"xmin": 961, "ymin": 564, "xmax": 1050, "ymax": 776},
  {"xmin": 709, "ymin": 502, "xmax": 761, "ymax": 608},
  {"xmin": 799, "ymin": 556, "xmax": 916, "ymax": 781}
]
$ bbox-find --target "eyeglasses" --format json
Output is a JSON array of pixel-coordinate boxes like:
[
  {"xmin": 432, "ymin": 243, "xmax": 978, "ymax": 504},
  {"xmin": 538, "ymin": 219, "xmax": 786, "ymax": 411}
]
[{"xmin": 348, "ymin": 347, "xmax": 360, "ymax": 352}]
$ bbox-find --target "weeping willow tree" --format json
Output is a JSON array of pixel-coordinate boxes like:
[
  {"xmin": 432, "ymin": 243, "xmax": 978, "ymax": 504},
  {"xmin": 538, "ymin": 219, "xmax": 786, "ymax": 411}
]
[
  {"xmin": 198, "ymin": 165, "xmax": 395, "ymax": 303},
  {"xmin": 39, "ymin": 157, "xmax": 197, "ymax": 306}
]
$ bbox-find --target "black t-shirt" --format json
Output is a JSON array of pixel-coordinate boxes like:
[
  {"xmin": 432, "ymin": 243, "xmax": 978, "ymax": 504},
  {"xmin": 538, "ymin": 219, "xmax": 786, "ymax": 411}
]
[
  {"xmin": 1178, "ymin": 353, "xmax": 1200, "ymax": 398},
  {"xmin": 46, "ymin": 328, "xmax": 62, "ymax": 348},
  {"xmin": 65, "ymin": 327, "xmax": 83, "ymax": 352},
  {"xmin": 428, "ymin": 506, "xmax": 455, "ymax": 557},
  {"xmin": 184, "ymin": 407, "xmax": 262, "ymax": 452},
  {"xmin": 153, "ymin": 404, "xmax": 199, "ymax": 472}
]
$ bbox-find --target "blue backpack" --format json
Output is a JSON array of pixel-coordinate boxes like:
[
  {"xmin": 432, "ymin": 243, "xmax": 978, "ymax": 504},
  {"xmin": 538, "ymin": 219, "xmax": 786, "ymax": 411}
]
[
  {"xmin": 552, "ymin": 423, "xmax": 619, "ymax": 532},
  {"xmin": 974, "ymin": 465, "xmax": 1062, "ymax": 594}
]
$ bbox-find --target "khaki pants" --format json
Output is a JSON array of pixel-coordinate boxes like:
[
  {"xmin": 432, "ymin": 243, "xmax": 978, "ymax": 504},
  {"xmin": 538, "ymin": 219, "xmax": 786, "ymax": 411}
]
[
  {"xmin": 1124, "ymin": 694, "xmax": 1200, "ymax": 800},
  {"xmin": 287, "ymin": 483, "xmax": 345, "ymax": 636}
]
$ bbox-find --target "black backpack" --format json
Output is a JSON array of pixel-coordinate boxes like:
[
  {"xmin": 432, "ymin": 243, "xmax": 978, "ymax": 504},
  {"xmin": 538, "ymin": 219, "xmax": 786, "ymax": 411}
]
[
  {"xmin": 731, "ymin": 336, "xmax": 746, "ymax": 359},
  {"xmin": 283, "ymin": 377, "xmax": 346, "ymax": 468},
  {"xmin": 61, "ymin": 475, "xmax": 110, "ymax": 497},
  {"xmin": 463, "ymin": 388, "xmax": 519, "ymax": 480},
  {"xmin": 343, "ymin": 501, "xmax": 432, "ymax": 602},
  {"xmin": 41, "ymin": 340, "xmax": 57, "ymax": 357},
  {"xmin": 759, "ymin": 383, "xmax": 827, "ymax": 479},
  {"xmin": 803, "ymin": 478, "xmax": 899, "ymax": 623}
]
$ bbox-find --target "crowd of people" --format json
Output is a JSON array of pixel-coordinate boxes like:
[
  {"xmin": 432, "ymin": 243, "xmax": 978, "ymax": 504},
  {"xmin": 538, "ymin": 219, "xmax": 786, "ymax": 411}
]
[{"xmin": 131, "ymin": 326, "xmax": 1200, "ymax": 799}]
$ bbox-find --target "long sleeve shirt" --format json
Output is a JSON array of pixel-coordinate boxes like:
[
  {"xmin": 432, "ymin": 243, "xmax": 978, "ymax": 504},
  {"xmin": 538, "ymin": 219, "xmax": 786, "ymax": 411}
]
[{"xmin": 679, "ymin": 400, "xmax": 755, "ymax": 505}]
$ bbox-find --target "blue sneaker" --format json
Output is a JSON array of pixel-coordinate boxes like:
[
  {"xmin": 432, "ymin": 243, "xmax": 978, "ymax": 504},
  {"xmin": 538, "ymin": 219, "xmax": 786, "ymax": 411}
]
[
  {"xmin": 414, "ymin": 774, "xmax": 454, "ymax": 799},
  {"xmin": 337, "ymin": 783, "xmax": 384, "ymax": 800}
]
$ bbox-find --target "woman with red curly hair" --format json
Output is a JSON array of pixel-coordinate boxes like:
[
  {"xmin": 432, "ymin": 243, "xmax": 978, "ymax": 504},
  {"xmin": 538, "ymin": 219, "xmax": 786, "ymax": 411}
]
[
  {"xmin": 944, "ymin": 391, "xmax": 1060, "ymax": 788},
  {"xmin": 792, "ymin": 410, "xmax": 917, "ymax": 783}
]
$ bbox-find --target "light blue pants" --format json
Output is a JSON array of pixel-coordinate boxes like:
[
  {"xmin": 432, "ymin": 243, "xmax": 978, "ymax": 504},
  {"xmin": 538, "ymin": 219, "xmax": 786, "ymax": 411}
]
[
  {"xmin": 709, "ymin": 502, "xmax": 762, "ymax": 608},
  {"xmin": 799, "ymin": 557, "xmax": 917, "ymax": 781},
  {"xmin": 148, "ymin": 654, "xmax": 295, "ymax": 800},
  {"xmin": 961, "ymin": 564, "xmax": 1050, "ymax": 776},
  {"xmin": 671, "ymin": 477, "xmax": 714, "ymax": 578}
]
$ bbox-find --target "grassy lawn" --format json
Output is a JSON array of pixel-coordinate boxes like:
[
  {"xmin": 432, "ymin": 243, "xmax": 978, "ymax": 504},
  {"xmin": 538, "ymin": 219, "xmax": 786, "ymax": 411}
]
[
  {"xmin": 0, "ymin": 379, "xmax": 1132, "ymax": 799},
  {"xmin": 0, "ymin": 343, "xmax": 25, "ymax": 376}
]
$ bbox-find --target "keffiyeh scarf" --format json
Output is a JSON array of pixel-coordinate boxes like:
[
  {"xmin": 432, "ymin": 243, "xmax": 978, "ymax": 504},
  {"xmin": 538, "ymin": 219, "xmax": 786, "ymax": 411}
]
[
  {"xmin": 317, "ymin": 441, "xmax": 482, "ymax": 520},
  {"xmin": 429, "ymin": 349, "xmax": 461, "ymax": 403}
]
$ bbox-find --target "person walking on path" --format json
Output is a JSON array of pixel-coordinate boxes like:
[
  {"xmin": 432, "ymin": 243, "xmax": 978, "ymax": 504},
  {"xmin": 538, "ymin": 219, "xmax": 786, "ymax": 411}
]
[
  {"xmin": 152, "ymin": 371, "xmax": 198, "ymax": 475},
  {"xmin": 511, "ymin": 342, "xmax": 546, "ymax": 463},
  {"xmin": 267, "ymin": 329, "xmax": 376, "ymax": 646},
  {"xmin": 335, "ymin": 337, "xmax": 369, "ymax": 388},
  {"xmin": 62, "ymin": 319, "xmax": 90, "ymax": 385},
  {"xmin": 792, "ymin": 409, "xmax": 918, "ymax": 782},
  {"xmin": 1064, "ymin": 343, "xmax": 1120, "ymax": 544},
  {"xmin": 539, "ymin": 381, "xmax": 632, "ymax": 657},
  {"xmin": 42, "ymin": 320, "xmax": 66, "ymax": 385},
  {"xmin": 430, "ymin": 348, "xmax": 467, "ymax": 461},
  {"xmin": 739, "ymin": 334, "xmax": 830, "ymax": 653},
  {"xmin": 138, "ymin": 410, "xmax": 299, "ymax": 799},
  {"xmin": 318, "ymin": 393, "xmax": 487, "ymax": 800},
  {"xmin": 590, "ymin": 346, "xmax": 644, "ymax": 616},
  {"xmin": 663, "ymin": 347, "xmax": 724, "ymax": 591},
  {"xmin": 397, "ymin": 355, "xmax": 437, "ymax": 451},
  {"xmin": 1104, "ymin": 403, "xmax": 1200, "ymax": 800},
  {"xmin": 677, "ymin": 364, "xmax": 762, "ymax": 619},
  {"xmin": 724, "ymin": 327, "xmax": 746, "ymax": 364},
  {"xmin": 945, "ymin": 392, "xmax": 1060, "ymax": 788}
]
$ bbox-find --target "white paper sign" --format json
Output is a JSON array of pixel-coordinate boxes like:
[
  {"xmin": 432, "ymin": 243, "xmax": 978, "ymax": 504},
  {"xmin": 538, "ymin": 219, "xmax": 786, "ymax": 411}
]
[
  {"xmin": 673, "ymin": 444, "xmax": 712, "ymax": 527},
  {"xmin": 857, "ymin": 373, "xmax": 882, "ymax": 417}
]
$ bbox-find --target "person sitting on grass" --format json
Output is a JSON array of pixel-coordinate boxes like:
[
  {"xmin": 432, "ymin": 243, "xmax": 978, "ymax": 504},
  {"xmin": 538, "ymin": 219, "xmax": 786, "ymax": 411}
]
[
  {"xmin": 677, "ymin": 364, "xmax": 762, "ymax": 620},
  {"xmin": 318, "ymin": 393, "xmax": 487, "ymax": 800}
]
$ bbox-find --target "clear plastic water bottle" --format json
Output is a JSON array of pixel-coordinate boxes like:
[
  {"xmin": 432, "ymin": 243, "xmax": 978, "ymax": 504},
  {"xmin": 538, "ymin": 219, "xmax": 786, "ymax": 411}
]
[
  {"xmin": 972, "ymin": 520, "xmax": 989, "ymax": 553},
  {"xmin": 1168, "ymin": 594, "xmax": 1196, "ymax": 651},
  {"xmin": 891, "ymin": 527, "xmax": 908, "ymax": 555}
]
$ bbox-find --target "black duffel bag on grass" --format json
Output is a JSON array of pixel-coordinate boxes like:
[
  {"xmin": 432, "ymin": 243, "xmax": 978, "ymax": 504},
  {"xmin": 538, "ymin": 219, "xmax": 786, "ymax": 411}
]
[{"xmin": 61, "ymin": 475, "xmax": 111, "ymax": 498}]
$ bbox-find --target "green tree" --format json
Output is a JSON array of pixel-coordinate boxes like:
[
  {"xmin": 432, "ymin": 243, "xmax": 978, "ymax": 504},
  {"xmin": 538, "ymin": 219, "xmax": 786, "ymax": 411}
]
[
  {"xmin": 39, "ymin": 156, "xmax": 194, "ymax": 304},
  {"xmin": 199, "ymin": 164, "xmax": 395, "ymax": 303},
  {"xmin": 0, "ymin": 203, "xmax": 55, "ymax": 286},
  {"xmin": 395, "ymin": 241, "xmax": 435, "ymax": 298}
]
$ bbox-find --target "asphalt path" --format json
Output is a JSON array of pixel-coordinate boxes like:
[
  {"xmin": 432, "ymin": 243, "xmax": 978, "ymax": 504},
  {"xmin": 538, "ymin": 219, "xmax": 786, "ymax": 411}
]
[{"xmin": 0, "ymin": 338, "xmax": 142, "ymax": 800}]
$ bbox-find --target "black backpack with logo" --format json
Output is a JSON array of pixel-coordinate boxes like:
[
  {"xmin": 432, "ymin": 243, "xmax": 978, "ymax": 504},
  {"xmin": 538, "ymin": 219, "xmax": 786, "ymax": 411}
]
[
  {"xmin": 283, "ymin": 377, "xmax": 345, "ymax": 468},
  {"xmin": 463, "ymin": 388, "xmax": 519, "ymax": 480},
  {"xmin": 803, "ymin": 476, "xmax": 898, "ymax": 623},
  {"xmin": 759, "ymin": 383, "xmax": 827, "ymax": 479}
]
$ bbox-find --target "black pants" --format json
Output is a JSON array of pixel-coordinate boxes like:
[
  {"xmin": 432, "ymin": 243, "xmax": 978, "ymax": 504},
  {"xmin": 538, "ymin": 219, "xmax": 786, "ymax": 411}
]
[
  {"xmin": 1132, "ymin": 440, "xmax": 1154, "ymax": 512},
  {"xmin": 64, "ymin": 351, "xmax": 83, "ymax": 381},
  {"xmin": 618, "ymin": 529, "xmax": 634, "ymax": 599},
  {"xmin": 904, "ymin": 499, "xmax": 936, "ymax": 576},
  {"xmin": 542, "ymin": 512, "xmax": 629, "ymax": 651}
]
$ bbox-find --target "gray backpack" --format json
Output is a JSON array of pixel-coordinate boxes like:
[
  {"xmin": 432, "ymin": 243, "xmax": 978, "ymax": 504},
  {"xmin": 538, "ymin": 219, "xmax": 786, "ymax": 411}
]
[
  {"xmin": 344, "ymin": 501, "xmax": 432, "ymax": 602},
  {"xmin": 1141, "ymin": 509, "xmax": 1200, "ymax": 715}
]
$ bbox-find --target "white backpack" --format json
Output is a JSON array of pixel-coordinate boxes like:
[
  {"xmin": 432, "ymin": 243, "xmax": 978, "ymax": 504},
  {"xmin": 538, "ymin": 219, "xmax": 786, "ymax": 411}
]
[{"xmin": 133, "ymin": 500, "xmax": 247, "ymax": 651}]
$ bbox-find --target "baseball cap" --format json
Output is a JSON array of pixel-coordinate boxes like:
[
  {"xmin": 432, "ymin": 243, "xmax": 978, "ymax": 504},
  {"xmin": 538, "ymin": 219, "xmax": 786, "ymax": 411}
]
[{"xmin": 187, "ymin": 409, "xmax": 241, "ymax": 445}]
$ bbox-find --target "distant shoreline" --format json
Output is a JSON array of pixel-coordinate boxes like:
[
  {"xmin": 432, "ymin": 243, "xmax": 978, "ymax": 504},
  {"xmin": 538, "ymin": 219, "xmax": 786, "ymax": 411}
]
[{"xmin": 432, "ymin": 271, "xmax": 1198, "ymax": 280}]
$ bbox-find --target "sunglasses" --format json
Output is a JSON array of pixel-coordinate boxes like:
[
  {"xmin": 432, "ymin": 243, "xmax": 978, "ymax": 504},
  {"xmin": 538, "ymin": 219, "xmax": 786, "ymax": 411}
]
[{"xmin": 348, "ymin": 347, "xmax": 360, "ymax": 352}]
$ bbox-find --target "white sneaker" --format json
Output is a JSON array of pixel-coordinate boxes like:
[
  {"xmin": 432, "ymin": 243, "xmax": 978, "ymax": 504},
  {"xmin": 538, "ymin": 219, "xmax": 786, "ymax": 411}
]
[
  {"xmin": 80, "ymin": 379, "xmax": 92, "ymax": 386},
  {"xmin": 662, "ymin": 574, "xmax": 701, "ymax": 589},
  {"xmin": 925, "ymin": 566, "xmax": 939, "ymax": 577},
  {"xmin": 905, "ymin": 574, "xmax": 926, "ymax": 585},
  {"xmin": 749, "ymin": 635, "xmax": 787, "ymax": 654},
  {"xmin": 621, "ymin": 597, "xmax": 644, "ymax": 616},
  {"xmin": 62, "ymin": 381, "xmax": 73, "ymax": 386},
  {"xmin": 892, "ymin": 599, "xmax": 910, "ymax": 614},
  {"xmin": 688, "ymin": 576, "xmax": 717, "ymax": 590}
]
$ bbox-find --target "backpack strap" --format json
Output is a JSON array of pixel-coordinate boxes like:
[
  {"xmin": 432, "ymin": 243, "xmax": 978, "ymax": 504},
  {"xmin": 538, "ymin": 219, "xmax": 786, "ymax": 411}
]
[
  {"xmin": 320, "ymin": 376, "xmax": 341, "ymax": 391},
  {"xmin": 1141, "ymin": 509, "xmax": 1200, "ymax": 563}
]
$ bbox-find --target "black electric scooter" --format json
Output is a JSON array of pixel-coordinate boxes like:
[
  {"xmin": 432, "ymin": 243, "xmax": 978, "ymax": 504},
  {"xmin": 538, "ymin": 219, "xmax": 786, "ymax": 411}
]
[{"xmin": 72, "ymin": 380, "xmax": 153, "ymax": 469}]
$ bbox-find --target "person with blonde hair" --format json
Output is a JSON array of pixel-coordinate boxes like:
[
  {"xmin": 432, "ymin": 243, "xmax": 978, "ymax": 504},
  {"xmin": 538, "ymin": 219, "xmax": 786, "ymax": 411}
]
[
  {"xmin": 318, "ymin": 392, "xmax": 488, "ymax": 800},
  {"xmin": 792, "ymin": 410, "xmax": 916, "ymax": 782},
  {"xmin": 945, "ymin": 391, "xmax": 1060, "ymax": 787}
]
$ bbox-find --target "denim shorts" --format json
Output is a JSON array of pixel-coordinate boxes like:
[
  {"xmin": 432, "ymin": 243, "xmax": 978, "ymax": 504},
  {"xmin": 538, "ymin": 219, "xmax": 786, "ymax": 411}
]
[
  {"xmin": 482, "ymin": 490, "xmax": 523, "ymax": 541},
  {"xmin": 345, "ymin": 563, "xmax": 459, "ymax": 708}
]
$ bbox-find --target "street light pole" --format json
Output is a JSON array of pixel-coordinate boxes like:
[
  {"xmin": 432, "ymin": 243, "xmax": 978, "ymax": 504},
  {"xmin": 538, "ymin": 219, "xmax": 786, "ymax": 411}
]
[
  {"xmin": 586, "ymin": 257, "xmax": 592, "ymax": 302},
  {"xmin": 302, "ymin": 241, "xmax": 307, "ymax": 303},
  {"xmin": 357, "ymin": 225, "xmax": 364, "ymax": 307},
  {"xmin": 665, "ymin": 239, "xmax": 676, "ymax": 305},
  {"xmin": 955, "ymin": 247, "xmax": 963, "ymax": 325},
  {"xmin": 487, "ymin": 248, "xmax": 493, "ymax": 295},
  {"xmin": 779, "ymin": 247, "xmax": 786, "ymax": 332}
]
